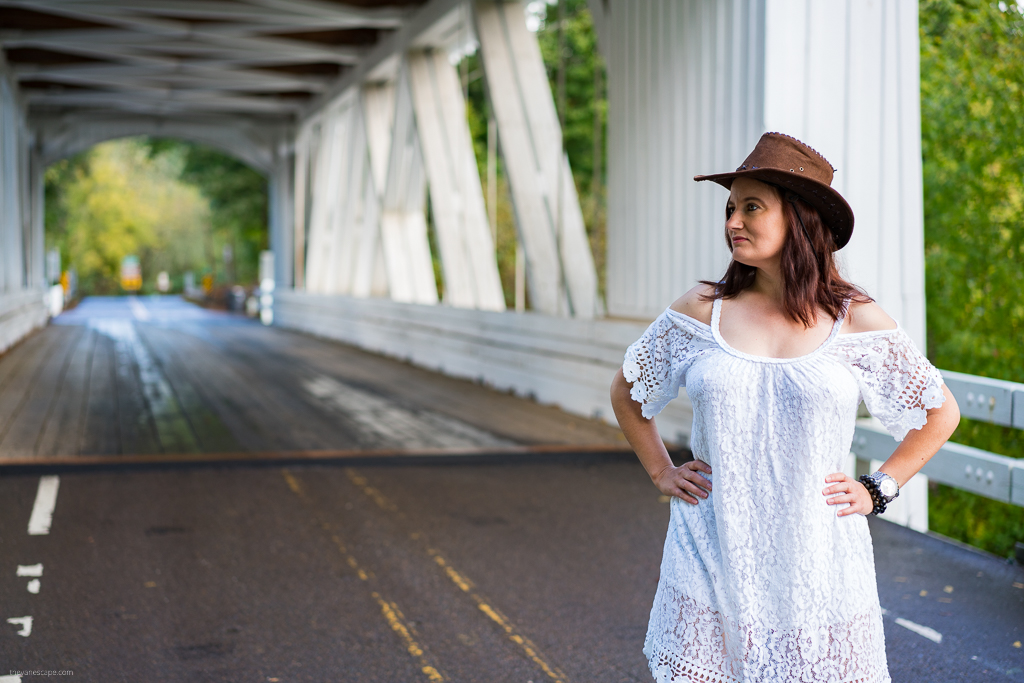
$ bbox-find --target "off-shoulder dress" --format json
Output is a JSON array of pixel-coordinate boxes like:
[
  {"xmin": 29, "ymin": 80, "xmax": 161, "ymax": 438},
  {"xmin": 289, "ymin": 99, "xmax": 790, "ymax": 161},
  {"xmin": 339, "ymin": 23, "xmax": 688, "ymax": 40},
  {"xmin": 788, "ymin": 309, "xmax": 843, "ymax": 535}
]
[{"xmin": 622, "ymin": 298, "xmax": 946, "ymax": 683}]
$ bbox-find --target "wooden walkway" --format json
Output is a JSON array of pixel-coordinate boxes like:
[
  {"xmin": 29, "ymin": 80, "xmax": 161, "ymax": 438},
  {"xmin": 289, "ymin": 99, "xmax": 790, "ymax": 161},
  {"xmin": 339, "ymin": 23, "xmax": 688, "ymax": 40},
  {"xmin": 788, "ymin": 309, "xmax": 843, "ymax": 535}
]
[{"xmin": 0, "ymin": 297, "xmax": 626, "ymax": 465}]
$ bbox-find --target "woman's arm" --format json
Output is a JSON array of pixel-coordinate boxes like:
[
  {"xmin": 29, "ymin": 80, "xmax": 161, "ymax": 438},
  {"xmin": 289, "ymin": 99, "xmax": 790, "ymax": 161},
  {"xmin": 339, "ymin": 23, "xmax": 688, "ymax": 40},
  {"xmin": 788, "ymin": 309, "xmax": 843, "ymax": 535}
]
[
  {"xmin": 611, "ymin": 368, "xmax": 713, "ymax": 505},
  {"xmin": 877, "ymin": 384, "xmax": 961, "ymax": 486},
  {"xmin": 824, "ymin": 387, "xmax": 960, "ymax": 516},
  {"xmin": 826, "ymin": 300, "xmax": 962, "ymax": 515}
]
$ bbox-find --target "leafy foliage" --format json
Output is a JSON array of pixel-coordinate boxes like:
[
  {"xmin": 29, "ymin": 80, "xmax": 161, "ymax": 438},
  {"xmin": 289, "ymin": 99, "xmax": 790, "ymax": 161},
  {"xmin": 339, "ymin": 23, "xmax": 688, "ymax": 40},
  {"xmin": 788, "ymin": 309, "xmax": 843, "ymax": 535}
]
[
  {"xmin": 44, "ymin": 137, "xmax": 268, "ymax": 295},
  {"xmin": 146, "ymin": 138, "xmax": 268, "ymax": 285},
  {"xmin": 919, "ymin": 0, "xmax": 1024, "ymax": 557},
  {"xmin": 45, "ymin": 139, "xmax": 210, "ymax": 295}
]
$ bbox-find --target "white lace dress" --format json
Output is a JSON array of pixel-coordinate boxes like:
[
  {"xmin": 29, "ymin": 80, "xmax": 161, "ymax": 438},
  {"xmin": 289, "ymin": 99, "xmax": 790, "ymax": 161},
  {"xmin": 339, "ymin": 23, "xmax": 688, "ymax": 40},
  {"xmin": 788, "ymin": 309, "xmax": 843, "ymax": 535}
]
[{"xmin": 622, "ymin": 298, "xmax": 946, "ymax": 683}]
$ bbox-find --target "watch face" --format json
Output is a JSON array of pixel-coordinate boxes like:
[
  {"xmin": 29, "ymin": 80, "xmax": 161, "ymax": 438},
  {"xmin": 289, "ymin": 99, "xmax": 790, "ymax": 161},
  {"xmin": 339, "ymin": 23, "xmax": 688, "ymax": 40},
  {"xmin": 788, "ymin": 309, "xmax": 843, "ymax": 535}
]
[{"xmin": 879, "ymin": 478, "xmax": 898, "ymax": 498}]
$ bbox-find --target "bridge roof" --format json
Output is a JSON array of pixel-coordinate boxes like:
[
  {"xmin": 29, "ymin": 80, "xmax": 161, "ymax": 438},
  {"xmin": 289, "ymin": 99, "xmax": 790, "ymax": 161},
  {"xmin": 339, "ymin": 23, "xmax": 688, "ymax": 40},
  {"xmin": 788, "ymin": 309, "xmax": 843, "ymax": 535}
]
[{"xmin": 0, "ymin": 1, "xmax": 427, "ymax": 125}]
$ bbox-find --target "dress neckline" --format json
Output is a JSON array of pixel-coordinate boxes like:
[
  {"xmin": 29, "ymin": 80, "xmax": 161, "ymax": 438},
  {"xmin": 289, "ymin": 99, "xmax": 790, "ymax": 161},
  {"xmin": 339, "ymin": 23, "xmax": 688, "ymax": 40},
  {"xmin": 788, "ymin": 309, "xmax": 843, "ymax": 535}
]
[{"xmin": 710, "ymin": 298, "xmax": 848, "ymax": 364}]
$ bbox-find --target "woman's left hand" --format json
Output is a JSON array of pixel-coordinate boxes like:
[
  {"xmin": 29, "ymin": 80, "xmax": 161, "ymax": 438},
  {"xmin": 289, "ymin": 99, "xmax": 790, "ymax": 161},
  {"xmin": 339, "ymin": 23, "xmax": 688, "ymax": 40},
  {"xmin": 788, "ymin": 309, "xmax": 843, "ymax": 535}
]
[{"xmin": 823, "ymin": 473, "xmax": 874, "ymax": 516}]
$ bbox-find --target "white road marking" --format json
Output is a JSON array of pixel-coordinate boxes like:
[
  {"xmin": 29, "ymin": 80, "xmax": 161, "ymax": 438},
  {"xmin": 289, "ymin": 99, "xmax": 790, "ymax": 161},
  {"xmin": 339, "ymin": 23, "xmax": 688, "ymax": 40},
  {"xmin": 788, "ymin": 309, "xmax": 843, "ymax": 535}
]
[
  {"xmin": 88, "ymin": 319, "xmax": 198, "ymax": 452},
  {"xmin": 6, "ymin": 616, "xmax": 33, "ymax": 637},
  {"xmin": 16, "ymin": 564, "xmax": 42, "ymax": 577},
  {"xmin": 26, "ymin": 580, "xmax": 40, "ymax": 594},
  {"xmin": 304, "ymin": 375, "xmax": 515, "ymax": 450},
  {"xmin": 895, "ymin": 617, "xmax": 943, "ymax": 644},
  {"xmin": 128, "ymin": 296, "xmax": 151, "ymax": 321},
  {"xmin": 0, "ymin": 675, "xmax": 23, "ymax": 682},
  {"xmin": 27, "ymin": 476, "xmax": 60, "ymax": 535}
]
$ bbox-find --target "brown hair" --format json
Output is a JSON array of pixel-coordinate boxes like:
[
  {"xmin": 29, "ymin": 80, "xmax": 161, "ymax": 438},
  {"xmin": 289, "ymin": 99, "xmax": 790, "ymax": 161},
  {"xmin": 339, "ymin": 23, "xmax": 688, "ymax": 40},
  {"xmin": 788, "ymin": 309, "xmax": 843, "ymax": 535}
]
[{"xmin": 700, "ymin": 184, "xmax": 872, "ymax": 328}]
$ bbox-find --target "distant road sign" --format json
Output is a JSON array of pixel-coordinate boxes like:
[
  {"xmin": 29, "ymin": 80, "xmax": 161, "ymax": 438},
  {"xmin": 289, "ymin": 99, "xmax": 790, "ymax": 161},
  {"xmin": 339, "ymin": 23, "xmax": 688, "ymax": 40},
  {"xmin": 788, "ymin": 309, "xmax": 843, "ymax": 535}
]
[{"xmin": 120, "ymin": 255, "xmax": 141, "ymax": 291}]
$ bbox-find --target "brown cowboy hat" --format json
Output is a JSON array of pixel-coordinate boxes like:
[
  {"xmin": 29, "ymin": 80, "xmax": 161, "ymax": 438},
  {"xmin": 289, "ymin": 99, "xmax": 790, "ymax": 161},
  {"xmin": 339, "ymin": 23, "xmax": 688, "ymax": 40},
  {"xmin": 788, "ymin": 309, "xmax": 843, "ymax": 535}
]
[{"xmin": 693, "ymin": 132, "xmax": 854, "ymax": 250}]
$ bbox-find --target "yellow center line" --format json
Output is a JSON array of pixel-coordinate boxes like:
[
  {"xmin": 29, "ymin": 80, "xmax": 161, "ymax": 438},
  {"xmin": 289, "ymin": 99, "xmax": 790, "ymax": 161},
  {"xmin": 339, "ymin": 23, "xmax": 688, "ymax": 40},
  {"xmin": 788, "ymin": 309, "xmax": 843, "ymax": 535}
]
[
  {"xmin": 345, "ymin": 468, "xmax": 569, "ymax": 683},
  {"xmin": 373, "ymin": 593, "xmax": 445, "ymax": 682},
  {"xmin": 280, "ymin": 468, "xmax": 444, "ymax": 682}
]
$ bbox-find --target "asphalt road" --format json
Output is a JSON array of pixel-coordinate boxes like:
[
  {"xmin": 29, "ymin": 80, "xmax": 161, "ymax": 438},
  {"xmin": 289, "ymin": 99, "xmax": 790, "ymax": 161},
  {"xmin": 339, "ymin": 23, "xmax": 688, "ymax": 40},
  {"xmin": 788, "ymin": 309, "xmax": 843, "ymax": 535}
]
[{"xmin": 2, "ymin": 460, "xmax": 1022, "ymax": 682}]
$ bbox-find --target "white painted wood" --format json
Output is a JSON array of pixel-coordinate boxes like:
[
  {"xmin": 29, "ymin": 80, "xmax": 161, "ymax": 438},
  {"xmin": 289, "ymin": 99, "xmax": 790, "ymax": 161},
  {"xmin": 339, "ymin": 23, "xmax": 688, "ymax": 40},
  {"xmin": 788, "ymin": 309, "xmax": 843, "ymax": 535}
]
[
  {"xmin": 276, "ymin": 291, "xmax": 694, "ymax": 444},
  {"xmin": 303, "ymin": 111, "xmax": 334, "ymax": 292},
  {"xmin": 350, "ymin": 99, "xmax": 382, "ymax": 299},
  {"xmin": 0, "ymin": 68, "xmax": 47, "ymax": 349},
  {"xmin": 363, "ymin": 83, "xmax": 395, "ymax": 192},
  {"xmin": 380, "ymin": 63, "xmax": 438, "ymax": 305},
  {"xmin": 473, "ymin": 0, "xmax": 599, "ymax": 318},
  {"xmin": 359, "ymin": 83, "xmax": 397, "ymax": 298},
  {"xmin": 27, "ymin": 147, "xmax": 45, "ymax": 290},
  {"xmin": 36, "ymin": 112, "xmax": 280, "ymax": 174},
  {"xmin": 292, "ymin": 124, "xmax": 312, "ymax": 289},
  {"xmin": 2, "ymin": 77, "xmax": 26, "ymax": 294},
  {"xmin": 325, "ymin": 99, "xmax": 362, "ymax": 295},
  {"xmin": 0, "ymin": 290, "xmax": 48, "ymax": 354},
  {"xmin": 603, "ymin": 0, "xmax": 762, "ymax": 319},
  {"xmin": 268, "ymin": 144, "xmax": 293, "ymax": 289},
  {"xmin": 304, "ymin": 0, "xmax": 465, "ymax": 115},
  {"xmin": 407, "ymin": 50, "xmax": 505, "ymax": 311},
  {"xmin": 895, "ymin": 0, "xmax": 928, "ymax": 349},
  {"xmin": 761, "ymin": 0, "xmax": 926, "ymax": 351}
]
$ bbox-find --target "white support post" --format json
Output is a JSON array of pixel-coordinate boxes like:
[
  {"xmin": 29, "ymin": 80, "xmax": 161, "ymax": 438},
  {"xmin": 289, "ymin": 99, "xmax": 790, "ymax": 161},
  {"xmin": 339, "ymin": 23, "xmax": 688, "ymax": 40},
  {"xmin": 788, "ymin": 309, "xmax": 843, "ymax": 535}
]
[
  {"xmin": 29, "ymin": 145, "xmax": 45, "ymax": 290},
  {"xmin": 322, "ymin": 98, "xmax": 356, "ymax": 294},
  {"xmin": 269, "ymin": 143, "xmax": 294, "ymax": 290},
  {"xmin": 325, "ymin": 98, "xmax": 364, "ymax": 295},
  {"xmin": 302, "ymin": 116, "xmax": 332, "ymax": 291},
  {"xmin": 305, "ymin": 95, "xmax": 358, "ymax": 294},
  {"xmin": 473, "ymin": 0, "xmax": 598, "ymax": 318},
  {"xmin": 292, "ymin": 124, "xmax": 315, "ymax": 290},
  {"xmin": 361, "ymin": 83, "xmax": 396, "ymax": 299},
  {"xmin": 2, "ymin": 78, "xmax": 24, "ymax": 293},
  {"xmin": 407, "ymin": 50, "xmax": 505, "ymax": 311},
  {"xmin": 0, "ymin": 81, "xmax": 8, "ymax": 294},
  {"xmin": 379, "ymin": 64, "xmax": 439, "ymax": 305}
]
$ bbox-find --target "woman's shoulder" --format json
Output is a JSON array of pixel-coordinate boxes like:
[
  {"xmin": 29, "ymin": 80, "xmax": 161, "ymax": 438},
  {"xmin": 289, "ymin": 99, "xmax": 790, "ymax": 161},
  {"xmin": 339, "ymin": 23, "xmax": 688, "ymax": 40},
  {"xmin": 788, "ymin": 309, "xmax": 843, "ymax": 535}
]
[
  {"xmin": 667, "ymin": 284, "xmax": 715, "ymax": 326},
  {"xmin": 839, "ymin": 300, "xmax": 898, "ymax": 334}
]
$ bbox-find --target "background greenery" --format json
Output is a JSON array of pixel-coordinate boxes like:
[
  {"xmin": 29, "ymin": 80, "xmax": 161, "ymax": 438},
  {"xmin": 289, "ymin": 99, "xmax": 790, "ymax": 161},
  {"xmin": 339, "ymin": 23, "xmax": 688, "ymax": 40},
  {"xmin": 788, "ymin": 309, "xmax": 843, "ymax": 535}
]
[
  {"xmin": 45, "ymin": 137, "xmax": 267, "ymax": 295},
  {"xmin": 919, "ymin": 0, "xmax": 1024, "ymax": 558}
]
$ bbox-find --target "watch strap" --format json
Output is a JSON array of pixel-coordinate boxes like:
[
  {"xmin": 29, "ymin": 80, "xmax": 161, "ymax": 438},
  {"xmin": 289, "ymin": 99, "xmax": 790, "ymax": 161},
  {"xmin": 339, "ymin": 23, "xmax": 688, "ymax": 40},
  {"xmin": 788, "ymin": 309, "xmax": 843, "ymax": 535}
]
[{"xmin": 858, "ymin": 472, "xmax": 898, "ymax": 515}]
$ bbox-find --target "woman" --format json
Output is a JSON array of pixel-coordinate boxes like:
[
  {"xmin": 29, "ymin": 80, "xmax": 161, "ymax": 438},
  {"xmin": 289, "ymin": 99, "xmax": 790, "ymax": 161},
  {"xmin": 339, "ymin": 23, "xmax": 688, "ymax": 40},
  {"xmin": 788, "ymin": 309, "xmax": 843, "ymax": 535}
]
[{"xmin": 610, "ymin": 132, "xmax": 960, "ymax": 683}]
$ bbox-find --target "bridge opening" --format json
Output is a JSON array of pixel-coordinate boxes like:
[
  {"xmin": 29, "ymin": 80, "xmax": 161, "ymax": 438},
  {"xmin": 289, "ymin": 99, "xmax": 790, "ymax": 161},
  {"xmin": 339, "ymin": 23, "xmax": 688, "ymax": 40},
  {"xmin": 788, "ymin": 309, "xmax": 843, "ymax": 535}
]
[{"xmin": 44, "ymin": 136, "xmax": 269, "ymax": 309}]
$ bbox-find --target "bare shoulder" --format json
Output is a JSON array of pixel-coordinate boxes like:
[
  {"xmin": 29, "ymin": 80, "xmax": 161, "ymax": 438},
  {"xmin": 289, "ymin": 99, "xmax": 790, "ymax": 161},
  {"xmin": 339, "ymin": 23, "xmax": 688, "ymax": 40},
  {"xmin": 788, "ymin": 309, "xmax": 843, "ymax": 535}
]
[
  {"xmin": 842, "ymin": 301, "xmax": 897, "ymax": 334},
  {"xmin": 668, "ymin": 284, "xmax": 715, "ymax": 325}
]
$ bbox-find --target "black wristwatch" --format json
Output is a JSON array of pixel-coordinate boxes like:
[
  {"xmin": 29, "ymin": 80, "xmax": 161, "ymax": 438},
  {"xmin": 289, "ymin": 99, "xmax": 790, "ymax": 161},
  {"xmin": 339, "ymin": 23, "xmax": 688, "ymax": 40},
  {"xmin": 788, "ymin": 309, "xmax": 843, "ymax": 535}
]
[{"xmin": 858, "ymin": 472, "xmax": 900, "ymax": 515}]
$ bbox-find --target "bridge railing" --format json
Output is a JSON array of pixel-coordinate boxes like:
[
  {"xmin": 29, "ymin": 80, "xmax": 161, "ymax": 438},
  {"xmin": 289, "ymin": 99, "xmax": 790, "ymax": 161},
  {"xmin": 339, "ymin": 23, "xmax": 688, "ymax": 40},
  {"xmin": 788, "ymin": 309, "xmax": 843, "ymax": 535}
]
[{"xmin": 853, "ymin": 370, "xmax": 1024, "ymax": 506}]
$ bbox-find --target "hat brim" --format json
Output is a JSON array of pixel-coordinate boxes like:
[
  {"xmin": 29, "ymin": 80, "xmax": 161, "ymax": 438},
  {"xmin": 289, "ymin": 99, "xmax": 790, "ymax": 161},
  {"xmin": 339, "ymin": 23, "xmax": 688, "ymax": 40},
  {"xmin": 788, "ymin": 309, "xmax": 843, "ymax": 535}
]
[{"xmin": 694, "ymin": 169, "xmax": 854, "ymax": 250}]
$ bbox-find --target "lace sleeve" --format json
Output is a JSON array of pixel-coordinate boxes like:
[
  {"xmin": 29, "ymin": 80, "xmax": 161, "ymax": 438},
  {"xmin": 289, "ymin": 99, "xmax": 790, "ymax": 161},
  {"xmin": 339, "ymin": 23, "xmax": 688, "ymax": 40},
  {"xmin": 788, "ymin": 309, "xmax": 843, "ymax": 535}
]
[
  {"xmin": 622, "ymin": 311, "xmax": 710, "ymax": 420},
  {"xmin": 833, "ymin": 327, "xmax": 946, "ymax": 441}
]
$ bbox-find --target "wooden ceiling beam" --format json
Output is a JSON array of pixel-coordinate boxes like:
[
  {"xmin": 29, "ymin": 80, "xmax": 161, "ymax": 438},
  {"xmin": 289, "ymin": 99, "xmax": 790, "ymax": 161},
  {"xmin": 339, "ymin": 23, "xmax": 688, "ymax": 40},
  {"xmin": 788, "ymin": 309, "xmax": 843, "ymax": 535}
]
[
  {"xmin": 14, "ymin": 65, "xmax": 331, "ymax": 94},
  {"xmin": 26, "ymin": 89, "xmax": 303, "ymax": 115}
]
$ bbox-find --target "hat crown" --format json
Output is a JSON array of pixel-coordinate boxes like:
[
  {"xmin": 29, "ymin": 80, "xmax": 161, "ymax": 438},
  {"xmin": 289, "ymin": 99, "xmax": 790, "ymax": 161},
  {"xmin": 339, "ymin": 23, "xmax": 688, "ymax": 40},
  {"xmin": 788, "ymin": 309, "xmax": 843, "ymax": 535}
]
[
  {"xmin": 736, "ymin": 132, "xmax": 836, "ymax": 187},
  {"xmin": 692, "ymin": 130, "xmax": 854, "ymax": 249}
]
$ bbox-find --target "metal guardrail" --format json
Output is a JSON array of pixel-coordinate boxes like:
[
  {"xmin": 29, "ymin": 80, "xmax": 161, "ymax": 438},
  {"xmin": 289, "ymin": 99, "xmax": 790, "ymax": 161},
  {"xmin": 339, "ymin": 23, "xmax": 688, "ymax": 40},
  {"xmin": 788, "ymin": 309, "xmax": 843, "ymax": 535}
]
[{"xmin": 852, "ymin": 370, "xmax": 1024, "ymax": 506}]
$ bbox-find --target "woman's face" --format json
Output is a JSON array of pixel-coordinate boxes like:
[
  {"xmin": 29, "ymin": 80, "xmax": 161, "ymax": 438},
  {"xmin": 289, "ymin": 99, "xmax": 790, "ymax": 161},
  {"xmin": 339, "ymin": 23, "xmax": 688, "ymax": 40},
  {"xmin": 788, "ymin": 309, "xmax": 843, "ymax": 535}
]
[{"xmin": 725, "ymin": 178, "xmax": 788, "ymax": 268}]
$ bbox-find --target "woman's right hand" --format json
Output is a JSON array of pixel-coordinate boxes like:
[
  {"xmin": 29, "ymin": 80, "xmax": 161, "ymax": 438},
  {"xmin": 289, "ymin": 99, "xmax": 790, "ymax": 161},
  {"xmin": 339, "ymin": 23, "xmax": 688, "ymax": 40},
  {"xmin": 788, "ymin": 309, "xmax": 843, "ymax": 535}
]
[{"xmin": 652, "ymin": 460, "xmax": 713, "ymax": 504}]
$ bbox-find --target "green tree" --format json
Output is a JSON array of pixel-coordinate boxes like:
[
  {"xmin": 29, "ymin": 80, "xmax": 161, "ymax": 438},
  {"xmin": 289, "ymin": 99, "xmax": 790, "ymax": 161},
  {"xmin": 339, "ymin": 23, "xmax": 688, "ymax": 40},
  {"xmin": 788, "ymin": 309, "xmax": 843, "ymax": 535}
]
[
  {"xmin": 145, "ymin": 138, "xmax": 268, "ymax": 285},
  {"xmin": 46, "ymin": 138, "xmax": 210, "ymax": 295},
  {"xmin": 919, "ymin": 0, "xmax": 1024, "ymax": 557}
]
